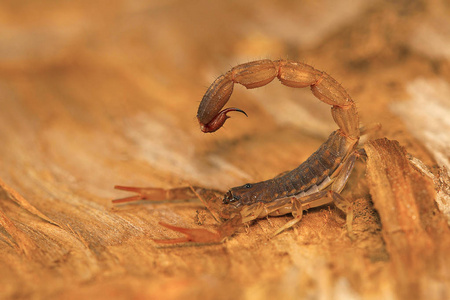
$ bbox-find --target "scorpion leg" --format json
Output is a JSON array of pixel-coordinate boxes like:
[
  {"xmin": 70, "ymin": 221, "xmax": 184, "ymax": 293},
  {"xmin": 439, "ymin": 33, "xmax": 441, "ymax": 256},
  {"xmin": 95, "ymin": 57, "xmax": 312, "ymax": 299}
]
[
  {"xmin": 269, "ymin": 189, "xmax": 354, "ymax": 239},
  {"xmin": 326, "ymin": 149, "xmax": 361, "ymax": 239},
  {"xmin": 270, "ymin": 199, "xmax": 304, "ymax": 237},
  {"xmin": 326, "ymin": 150, "xmax": 361, "ymax": 240},
  {"xmin": 329, "ymin": 191, "xmax": 355, "ymax": 240},
  {"xmin": 271, "ymin": 150, "xmax": 360, "ymax": 238}
]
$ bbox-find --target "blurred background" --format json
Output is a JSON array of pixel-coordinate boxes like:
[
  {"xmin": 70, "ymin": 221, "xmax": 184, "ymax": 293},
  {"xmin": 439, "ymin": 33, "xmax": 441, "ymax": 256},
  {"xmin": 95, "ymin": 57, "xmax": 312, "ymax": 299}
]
[{"xmin": 0, "ymin": 0, "xmax": 449, "ymax": 299}]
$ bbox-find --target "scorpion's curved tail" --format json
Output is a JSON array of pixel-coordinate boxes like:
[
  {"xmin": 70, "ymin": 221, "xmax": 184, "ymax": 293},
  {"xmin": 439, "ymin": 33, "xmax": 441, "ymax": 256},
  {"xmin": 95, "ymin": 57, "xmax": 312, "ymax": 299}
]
[{"xmin": 196, "ymin": 59, "xmax": 360, "ymax": 142}]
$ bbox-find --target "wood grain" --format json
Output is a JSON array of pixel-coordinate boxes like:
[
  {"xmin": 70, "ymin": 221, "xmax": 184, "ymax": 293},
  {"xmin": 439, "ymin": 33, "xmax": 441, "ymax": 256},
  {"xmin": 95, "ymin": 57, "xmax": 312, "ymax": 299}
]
[
  {"xmin": 365, "ymin": 139, "xmax": 450, "ymax": 299},
  {"xmin": 1, "ymin": 0, "xmax": 450, "ymax": 299}
]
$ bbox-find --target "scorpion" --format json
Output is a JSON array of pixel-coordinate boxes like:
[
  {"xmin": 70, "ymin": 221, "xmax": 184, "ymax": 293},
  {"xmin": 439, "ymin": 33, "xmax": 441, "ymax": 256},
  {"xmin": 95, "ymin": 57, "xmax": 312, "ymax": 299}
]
[{"xmin": 114, "ymin": 59, "xmax": 363, "ymax": 244}]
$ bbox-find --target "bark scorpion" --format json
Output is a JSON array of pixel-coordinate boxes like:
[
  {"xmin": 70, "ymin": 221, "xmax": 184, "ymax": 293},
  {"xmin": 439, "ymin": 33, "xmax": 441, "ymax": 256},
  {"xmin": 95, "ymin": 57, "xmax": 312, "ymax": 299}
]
[{"xmin": 114, "ymin": 59, "xmax": 364, "ymax": 244}]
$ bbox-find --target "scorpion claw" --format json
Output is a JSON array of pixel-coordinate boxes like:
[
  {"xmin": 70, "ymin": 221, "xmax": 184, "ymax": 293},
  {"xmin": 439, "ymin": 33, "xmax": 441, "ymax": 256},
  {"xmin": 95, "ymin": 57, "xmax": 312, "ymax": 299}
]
[
  {"xmin": 153, "ymin": 222, "xmax": 222, "ymax": 244},
  {"xmin": 199, "ymin": 107, "xmax": 247, "ymax": 133},
  {"xmin": 113, "ymin": 185, "xmax": 166, "ymax": 203},
  {"xmin": 113, "ymin": 185, "xmax": 147, "ymax": 203}
]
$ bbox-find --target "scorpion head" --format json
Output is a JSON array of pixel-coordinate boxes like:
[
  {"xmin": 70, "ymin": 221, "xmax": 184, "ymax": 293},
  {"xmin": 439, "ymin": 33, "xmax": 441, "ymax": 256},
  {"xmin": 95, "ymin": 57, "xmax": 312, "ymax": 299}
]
[
  {"xmin": 223, "ymin": 183, "xmax": 259, "ymax": 206},
  {"xmin": 223, "ymin": 190, "xmax": 240, "ymax": 204}
]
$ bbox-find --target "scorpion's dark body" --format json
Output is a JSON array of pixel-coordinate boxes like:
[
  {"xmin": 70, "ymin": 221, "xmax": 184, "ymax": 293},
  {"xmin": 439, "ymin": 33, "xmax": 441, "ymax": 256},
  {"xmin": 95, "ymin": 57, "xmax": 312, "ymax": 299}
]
[{"xmin": 225, "ymin": 130, "xmax": 357, "ymax": 206}]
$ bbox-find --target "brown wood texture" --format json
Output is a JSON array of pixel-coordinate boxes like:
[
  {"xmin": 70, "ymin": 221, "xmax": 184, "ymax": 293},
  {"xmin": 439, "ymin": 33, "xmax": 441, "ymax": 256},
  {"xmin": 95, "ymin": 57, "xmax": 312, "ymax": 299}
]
[
  {"xmin": 1, "ymin": 1, "xmax": 450, "ymax": 299},
  {"xmin": 365, "ymin": 139, "xmax": 450, "ymax": 299}
]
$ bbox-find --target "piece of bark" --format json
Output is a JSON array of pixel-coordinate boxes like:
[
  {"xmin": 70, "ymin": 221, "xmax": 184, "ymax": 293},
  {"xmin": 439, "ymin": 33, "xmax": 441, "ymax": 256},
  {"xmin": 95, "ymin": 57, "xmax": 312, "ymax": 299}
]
[{"xmin": 365, "ymin": 138, "xmax": 450, "ymax": 299}]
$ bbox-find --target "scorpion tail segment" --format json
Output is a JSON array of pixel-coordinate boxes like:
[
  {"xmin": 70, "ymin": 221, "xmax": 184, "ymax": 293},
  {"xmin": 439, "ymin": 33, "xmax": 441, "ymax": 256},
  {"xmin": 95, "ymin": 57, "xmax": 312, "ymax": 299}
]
[
  {"xmin": 199, "ymin": 107, "xmax": 248, "ymax": 133},
  {"xmin": 153, "ymin": 222, "xmax": 223, "ymax": 244}
]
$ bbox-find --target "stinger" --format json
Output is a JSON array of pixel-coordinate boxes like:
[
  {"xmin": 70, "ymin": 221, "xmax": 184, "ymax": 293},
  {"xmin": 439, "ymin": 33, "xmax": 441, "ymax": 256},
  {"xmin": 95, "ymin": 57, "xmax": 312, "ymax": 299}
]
[{"xmin": 199, "ymin": 107, "xmax": 248, "ymax": 133}]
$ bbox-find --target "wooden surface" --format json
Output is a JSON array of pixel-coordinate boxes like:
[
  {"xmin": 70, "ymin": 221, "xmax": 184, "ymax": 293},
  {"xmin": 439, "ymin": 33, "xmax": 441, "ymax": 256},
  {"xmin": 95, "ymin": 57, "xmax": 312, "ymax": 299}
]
[{"xmin": 1, "ymin": 1, "xmax": 450, "ymax": 299}]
